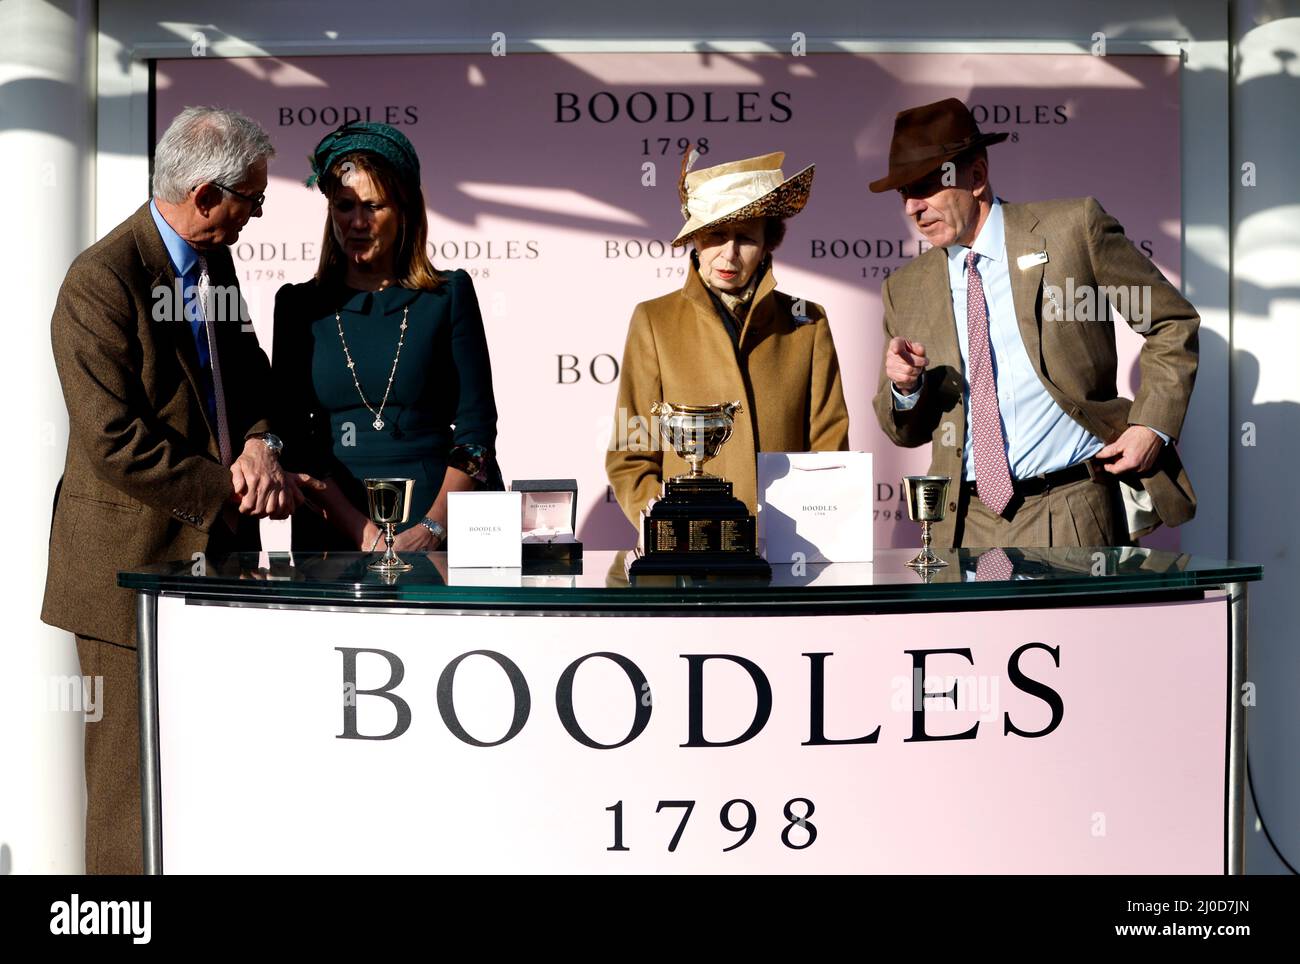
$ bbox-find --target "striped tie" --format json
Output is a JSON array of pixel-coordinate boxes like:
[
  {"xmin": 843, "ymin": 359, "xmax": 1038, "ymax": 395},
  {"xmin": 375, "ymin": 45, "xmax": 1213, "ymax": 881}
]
[{"xmin": 197, "ymin": 255, "xmax": 233, "ymax": 466}]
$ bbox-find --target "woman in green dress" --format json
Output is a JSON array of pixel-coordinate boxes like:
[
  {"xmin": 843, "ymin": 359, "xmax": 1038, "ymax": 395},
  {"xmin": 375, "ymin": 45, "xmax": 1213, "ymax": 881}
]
[{"xmin": 273, "ymin": 122, "xmax": 501, "ymax": 552}]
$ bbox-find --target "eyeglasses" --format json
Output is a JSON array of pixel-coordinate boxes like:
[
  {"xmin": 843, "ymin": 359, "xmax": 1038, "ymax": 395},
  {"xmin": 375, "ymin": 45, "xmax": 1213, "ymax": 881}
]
[
  {"xmin": 898, "ymin": 178, "xmax": 944, "ymax": 201},
  {"xmin": 205, "ymin": 181, "xmax": 266, "ymax": 212}
]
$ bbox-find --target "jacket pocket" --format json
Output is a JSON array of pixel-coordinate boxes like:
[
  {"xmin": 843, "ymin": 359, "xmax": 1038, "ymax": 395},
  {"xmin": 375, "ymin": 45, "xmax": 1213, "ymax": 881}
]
[{"xmin": 64, "ymin": 491, "xmax": 143, "ymax": 513}]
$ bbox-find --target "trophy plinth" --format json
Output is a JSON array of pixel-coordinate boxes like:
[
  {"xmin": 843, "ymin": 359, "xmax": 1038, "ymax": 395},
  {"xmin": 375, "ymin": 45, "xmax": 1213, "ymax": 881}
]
[
  {"xmin": 627, "ymin": 401, "xmax": 771, "ymax": 580},
  {"xmin": 903, "ymin": 475, "xmax": 951, "ymax": 572},
  {"xmin": 365, "ymin": 477, "xmax": 416, "ymax": 574}
]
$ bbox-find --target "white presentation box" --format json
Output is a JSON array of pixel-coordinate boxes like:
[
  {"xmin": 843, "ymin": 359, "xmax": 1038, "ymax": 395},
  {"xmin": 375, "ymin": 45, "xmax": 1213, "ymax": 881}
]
[{"xmin": 448, "ymin": 491, "xmax": 523, "ymax": 568}]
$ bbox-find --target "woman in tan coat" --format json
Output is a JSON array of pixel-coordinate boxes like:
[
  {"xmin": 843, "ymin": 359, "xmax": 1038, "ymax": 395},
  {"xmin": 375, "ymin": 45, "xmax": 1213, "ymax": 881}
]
[{"xmin": 606, "ymin": 150, "xmax": 850, "ymax": 528}]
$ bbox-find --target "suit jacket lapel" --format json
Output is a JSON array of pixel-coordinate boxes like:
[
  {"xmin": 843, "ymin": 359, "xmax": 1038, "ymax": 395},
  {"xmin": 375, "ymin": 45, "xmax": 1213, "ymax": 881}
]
[
  {"xmin": 1001, "ymin": 202, "xmax": 1049, "ymax": 383},
  {"xmin": 132, "ymin": 203, "xmax": 220, "ymax": 449},
  {"xmin": 917, "ymin": 248, "xmax": 961, "ymax": 374}
]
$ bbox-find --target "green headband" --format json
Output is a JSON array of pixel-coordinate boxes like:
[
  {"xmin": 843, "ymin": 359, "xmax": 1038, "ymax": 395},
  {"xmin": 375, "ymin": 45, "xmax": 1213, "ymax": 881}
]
[{"xmin": 306, "ymin": 121, "xmax": 421, "ymax": 190}]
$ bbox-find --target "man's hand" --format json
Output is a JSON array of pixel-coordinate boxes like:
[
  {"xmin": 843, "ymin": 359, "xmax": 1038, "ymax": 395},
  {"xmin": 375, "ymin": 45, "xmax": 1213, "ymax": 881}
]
[
  {"xmin": 1095, "ymin": 425, "xmax": 1163, "ymax": 475},
  {"xmin": 229, "ymin": 439, "xmax": 325, "ymax": 520},
  {"xmin": 885, "ymin": 337, "xmax": 928, "ymax": 394}
]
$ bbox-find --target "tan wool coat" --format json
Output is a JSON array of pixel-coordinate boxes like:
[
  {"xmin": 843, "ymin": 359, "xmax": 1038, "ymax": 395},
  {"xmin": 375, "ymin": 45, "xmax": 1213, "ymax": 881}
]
[{"xmin": 607, "ymin": 262, "xmax": 850, "ymax": 526}]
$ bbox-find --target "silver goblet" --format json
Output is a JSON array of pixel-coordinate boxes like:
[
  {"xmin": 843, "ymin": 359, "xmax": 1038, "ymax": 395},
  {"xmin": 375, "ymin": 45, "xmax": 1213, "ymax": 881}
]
[
  {"xmin": 903, "ymin": 475, "xmax": 951, "ymax": 571},
  {"xmin": 364, "ymin": 477, "xmax": 416, "ymax": 573}
]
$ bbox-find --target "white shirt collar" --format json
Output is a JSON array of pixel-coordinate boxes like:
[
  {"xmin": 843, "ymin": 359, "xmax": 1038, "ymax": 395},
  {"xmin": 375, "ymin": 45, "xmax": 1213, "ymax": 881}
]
[{"xmin": 947, "ymin": 196, "xmax": 1005, "ymax": 271}]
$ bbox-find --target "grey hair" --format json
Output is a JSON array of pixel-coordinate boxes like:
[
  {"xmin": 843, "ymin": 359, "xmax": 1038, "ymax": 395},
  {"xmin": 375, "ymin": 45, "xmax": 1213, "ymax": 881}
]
[{"xmin": 151, "ymin": 106, "xmax": 275, "ymax": 203}]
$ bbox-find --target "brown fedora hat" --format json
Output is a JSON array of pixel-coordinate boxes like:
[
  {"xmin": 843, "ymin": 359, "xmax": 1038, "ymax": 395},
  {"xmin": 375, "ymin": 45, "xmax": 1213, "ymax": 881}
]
[{"xmin": 868, "ymin": 98, "xmax": 1010, "ymax": 193}]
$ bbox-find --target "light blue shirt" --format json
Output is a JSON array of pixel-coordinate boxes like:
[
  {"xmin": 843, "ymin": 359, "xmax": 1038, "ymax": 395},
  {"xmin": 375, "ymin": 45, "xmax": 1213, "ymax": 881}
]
[
  {"xmin": 149, "ymin": 198, "xmax": 200, "ymax": 285},
  {"xmin": 893, "ymin": 199, "xmax": 1107, "ymax": 482}
]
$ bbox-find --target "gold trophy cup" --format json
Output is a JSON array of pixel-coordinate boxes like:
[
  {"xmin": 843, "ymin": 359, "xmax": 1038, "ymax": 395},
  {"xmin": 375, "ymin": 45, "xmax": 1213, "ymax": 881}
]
[
  {"xmin": 365, "ymin": 477, "xmax": 416, "ymax": 573},
  {"xmin": 903, "ymin": 475, "xmax": 951, "ymax": 571}
]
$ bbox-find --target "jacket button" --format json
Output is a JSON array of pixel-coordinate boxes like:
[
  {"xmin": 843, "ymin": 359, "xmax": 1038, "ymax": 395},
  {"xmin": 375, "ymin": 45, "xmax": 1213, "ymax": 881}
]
[{"xmin": 948, "ymin": 502, "xmax": 957, "ymax": 511}]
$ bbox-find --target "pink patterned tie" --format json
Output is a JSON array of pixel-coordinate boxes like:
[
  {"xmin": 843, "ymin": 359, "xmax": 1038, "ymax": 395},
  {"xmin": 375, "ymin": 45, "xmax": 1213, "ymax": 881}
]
[
  {"xmin": 197, "ymin": 255, "xmax": 234, "ymax": 466},
  {"xmin": 975, "ymin": 547, "xmax": 1014, "ymax": 581},
  {"xmin": 965, "ymin": 250, "xmax": 1014, "ymax": 515}
]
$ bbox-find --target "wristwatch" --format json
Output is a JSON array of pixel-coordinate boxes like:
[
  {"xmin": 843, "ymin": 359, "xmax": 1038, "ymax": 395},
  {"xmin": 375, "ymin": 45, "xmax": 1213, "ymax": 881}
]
[
  {"xmin": 252, "ymin": 433, "xmax": 283, "ymax": 456},
  {"xmin": 419, "ymin": 518, "xmax": 447, "ymax": 544}
]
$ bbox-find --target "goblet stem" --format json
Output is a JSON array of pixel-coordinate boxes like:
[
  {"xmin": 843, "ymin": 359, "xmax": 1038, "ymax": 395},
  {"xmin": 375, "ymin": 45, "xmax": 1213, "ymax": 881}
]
[{"xmin": 906, "ymin": 519, "xmax": 948, "ymax": 571}]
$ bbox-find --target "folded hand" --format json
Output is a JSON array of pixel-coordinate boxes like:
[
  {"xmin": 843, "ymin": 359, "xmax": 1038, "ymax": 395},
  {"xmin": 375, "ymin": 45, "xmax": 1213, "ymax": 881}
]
[{"xmin": 230, "ymin": 441, "xmax": 326, "ymax": 520}]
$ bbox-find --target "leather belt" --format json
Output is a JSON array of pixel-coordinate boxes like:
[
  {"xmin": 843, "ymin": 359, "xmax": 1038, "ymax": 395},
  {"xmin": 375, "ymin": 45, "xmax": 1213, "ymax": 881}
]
[{"xmin": 964, "ymin": 460, "xmax": 1102, "ymax": 500}]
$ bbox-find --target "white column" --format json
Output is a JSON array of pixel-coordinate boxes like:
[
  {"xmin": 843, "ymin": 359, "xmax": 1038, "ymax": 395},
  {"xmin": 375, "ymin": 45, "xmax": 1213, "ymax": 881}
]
[
  {"xmin": 1231, "ymin": 2, "xmax": 1300, "ymax": 875},
  {"xmin": 0, "ymin": 0, "xmax": 97, "ymax": 874}
]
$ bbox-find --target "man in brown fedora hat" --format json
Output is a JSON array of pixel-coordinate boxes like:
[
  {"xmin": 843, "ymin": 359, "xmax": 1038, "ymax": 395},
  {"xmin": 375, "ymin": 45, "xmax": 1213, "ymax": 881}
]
[{"xmin": 870, "ymin": 98, "xmax": 1198, "ymax": 549}]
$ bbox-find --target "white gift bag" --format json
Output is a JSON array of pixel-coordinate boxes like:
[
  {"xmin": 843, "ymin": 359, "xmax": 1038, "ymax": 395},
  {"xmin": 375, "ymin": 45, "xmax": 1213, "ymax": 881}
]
[{"xmin": 757, "ymin": 452, "xmax": 873, "ymax": 563}]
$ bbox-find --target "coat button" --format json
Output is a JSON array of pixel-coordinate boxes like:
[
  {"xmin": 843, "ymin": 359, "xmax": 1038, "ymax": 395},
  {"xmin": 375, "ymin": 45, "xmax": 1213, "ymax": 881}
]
[{"xmin": 948, "ymin": 502, "xmax": 957, "ymax": 511}]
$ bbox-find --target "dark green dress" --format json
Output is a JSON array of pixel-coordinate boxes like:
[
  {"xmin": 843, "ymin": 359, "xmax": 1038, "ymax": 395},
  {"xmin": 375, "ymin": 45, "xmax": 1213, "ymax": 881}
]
[{"xmin": 272, "ymin": 269, "xmax": 501, "ymax": 550}]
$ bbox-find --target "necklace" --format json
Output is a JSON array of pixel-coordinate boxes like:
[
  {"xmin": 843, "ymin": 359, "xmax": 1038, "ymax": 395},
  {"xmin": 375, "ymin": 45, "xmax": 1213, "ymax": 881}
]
[{"xmin": 335, "ymin": 305, "xmax": 409, "ymax": 431}]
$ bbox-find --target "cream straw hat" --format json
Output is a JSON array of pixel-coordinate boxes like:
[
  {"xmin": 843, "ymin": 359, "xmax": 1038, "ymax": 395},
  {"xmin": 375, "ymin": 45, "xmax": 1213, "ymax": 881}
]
[{"xmin": 671, "ymin": 150, "xmax": 815, "ymax": 247}]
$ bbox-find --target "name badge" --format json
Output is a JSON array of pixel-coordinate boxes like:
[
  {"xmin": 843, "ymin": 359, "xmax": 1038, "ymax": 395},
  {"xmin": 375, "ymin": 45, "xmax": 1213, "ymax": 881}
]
[{"xmin": 1017, "ymin": 250, "xmax": 1049, "ymax": 270}]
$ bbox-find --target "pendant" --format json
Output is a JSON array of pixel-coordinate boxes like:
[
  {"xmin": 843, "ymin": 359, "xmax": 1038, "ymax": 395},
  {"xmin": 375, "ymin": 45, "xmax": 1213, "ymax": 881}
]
[{"xmin": 373, "ymin": 417, "xmax": 384, "ymax": 431}]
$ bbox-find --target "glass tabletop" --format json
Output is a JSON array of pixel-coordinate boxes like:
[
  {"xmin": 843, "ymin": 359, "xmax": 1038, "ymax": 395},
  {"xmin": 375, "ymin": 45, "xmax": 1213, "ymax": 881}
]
[{"xmin": 118, "ymin": 547, "xmax": 1262, "ymax": 610}]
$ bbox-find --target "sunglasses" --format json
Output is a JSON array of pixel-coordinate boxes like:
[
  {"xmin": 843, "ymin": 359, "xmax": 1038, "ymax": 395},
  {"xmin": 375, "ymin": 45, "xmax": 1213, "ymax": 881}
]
[{"xmin": 200, "ymin": 181, "xmax": 266, "ymax": 212}]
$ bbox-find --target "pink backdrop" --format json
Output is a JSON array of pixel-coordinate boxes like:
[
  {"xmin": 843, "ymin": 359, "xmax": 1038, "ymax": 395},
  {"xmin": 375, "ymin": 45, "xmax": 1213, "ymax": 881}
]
[{"xmin": 156, "ymin": 52, "xmax": 1182, "ymax": 550}]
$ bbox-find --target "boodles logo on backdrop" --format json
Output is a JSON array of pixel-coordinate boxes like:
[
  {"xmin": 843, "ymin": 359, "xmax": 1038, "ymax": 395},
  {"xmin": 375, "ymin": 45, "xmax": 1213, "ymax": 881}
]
[
  {"xmin": 232, "ymin": 241, "xmax": 317, "ymax": 264},
  {"xmin": 278, "ymin": 104, "xmax": 420, "ymax": 127},
  {"xmin": 427, "ymin": 240, "xmax": 540, "ymax": 261},
  {"xmin": 969, "ymin": 103, "xmax": 1069, "ymax": 126},
  {"xmin": 555, "ymin": 90, "xmax": 793, "ymax": 124}
]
